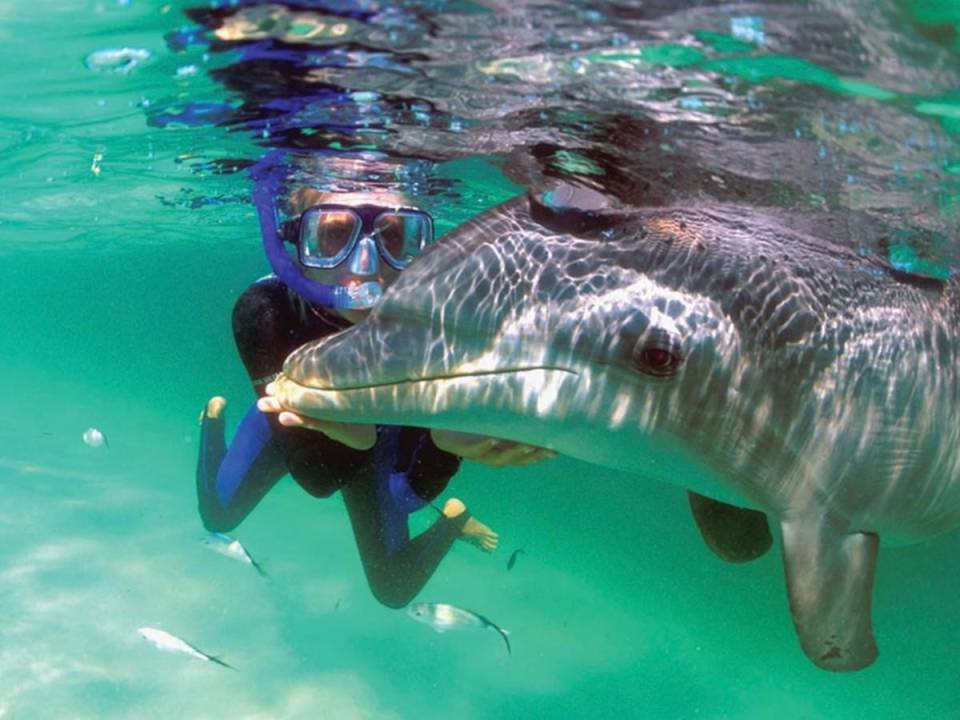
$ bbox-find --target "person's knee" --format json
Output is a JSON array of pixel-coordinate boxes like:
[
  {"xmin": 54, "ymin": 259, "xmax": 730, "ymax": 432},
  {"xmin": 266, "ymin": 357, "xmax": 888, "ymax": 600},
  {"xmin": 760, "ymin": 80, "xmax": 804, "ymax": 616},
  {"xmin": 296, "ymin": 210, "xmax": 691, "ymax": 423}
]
[
  {"xmin": 199, "ymin": 504, "xmax": 240, "ymax": 534},
  {"xmin": 293, "ymin": 474, "xmax": 340, "ymax": 498},
  {"xmin": 373, "ymin": 593, "xmax": 409, "ymax": 611},
  {"xmin": 201, "ymin": 518, "xmax": 233, "ymax": 534},
  {"xmin": 367, "ymin": 579, "xmax": 412, "ymax": 610}
]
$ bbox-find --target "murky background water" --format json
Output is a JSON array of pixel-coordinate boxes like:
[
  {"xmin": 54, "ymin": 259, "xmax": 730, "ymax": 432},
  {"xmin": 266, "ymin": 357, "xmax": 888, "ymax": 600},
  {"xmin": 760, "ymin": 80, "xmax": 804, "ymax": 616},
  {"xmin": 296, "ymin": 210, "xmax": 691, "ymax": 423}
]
[{"xmin": 2, "ymin": 0, "xmax": 959, "ymax": 717}]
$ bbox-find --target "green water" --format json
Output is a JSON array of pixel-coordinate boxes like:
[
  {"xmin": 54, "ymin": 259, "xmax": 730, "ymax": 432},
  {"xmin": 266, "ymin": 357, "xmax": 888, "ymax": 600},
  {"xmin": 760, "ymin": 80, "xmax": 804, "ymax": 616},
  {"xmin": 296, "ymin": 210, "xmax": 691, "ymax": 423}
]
[{"xmin": 2, "ymin": 1, "xmax": 960, "ymax": 718}]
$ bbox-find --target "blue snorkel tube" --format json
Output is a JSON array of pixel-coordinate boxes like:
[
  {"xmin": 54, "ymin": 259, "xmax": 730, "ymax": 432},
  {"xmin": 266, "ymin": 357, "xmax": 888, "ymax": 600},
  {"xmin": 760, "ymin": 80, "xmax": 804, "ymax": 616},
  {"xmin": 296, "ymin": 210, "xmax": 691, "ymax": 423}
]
[{"xmin": 249, "ymin": 149, "xmax": 353, "ymax": 309}]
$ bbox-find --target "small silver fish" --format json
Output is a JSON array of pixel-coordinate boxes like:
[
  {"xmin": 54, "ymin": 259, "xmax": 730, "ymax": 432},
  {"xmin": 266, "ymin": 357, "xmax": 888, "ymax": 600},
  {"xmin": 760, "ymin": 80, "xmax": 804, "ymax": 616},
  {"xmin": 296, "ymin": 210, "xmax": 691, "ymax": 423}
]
[
  {"xmin": 82, "ymin": 427, "xmax": 108, "ymax": 448},
  {"xmin": 137, "ymin": 627, "xmax": 233, "ymax": 669},
  {"xmin": 203, "ymin": 532, "xmax": 266, "ymax": 576},
  {"xmin": 506, "ymin": 548, "xmax": 525, "ymax": 571},
  {"xmin": 407, "ymin": 602, "xmax": 511, "ymax": 656}
]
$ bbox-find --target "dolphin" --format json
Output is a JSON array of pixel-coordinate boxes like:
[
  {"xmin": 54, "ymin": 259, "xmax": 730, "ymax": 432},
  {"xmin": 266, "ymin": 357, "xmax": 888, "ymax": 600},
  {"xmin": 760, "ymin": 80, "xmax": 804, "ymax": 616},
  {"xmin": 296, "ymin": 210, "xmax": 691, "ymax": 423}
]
[{"xmin": 267, "ymin": 185, "xmax": 960, "ymax": 672}]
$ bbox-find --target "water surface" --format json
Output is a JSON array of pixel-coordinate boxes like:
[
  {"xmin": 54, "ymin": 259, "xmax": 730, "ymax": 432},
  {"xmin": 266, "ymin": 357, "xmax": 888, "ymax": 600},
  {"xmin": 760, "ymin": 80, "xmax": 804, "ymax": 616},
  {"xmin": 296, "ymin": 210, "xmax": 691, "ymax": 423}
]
[{"xmin": 1, "ymin": 1, "xmax": 959, "ymax": 717}]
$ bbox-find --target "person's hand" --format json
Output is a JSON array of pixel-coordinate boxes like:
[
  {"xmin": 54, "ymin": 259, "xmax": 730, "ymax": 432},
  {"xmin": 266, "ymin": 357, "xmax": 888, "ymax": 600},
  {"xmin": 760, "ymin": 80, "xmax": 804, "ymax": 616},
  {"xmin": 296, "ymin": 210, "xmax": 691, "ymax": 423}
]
[
  {"xmin": 257, "ymin": 383, "xmax": 376, "ymax": 450},
  {"xmin": 431, "ymin": 430, "xmax": 556, "ymax": 467}
]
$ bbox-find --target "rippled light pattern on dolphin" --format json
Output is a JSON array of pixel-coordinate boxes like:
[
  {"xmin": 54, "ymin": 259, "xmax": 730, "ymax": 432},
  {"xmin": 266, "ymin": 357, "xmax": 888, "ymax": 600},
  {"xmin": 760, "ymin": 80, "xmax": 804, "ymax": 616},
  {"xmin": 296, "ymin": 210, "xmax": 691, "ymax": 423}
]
[{"xmin": 270, "ymin": 187, "xmax": 959, "ymax": 672}]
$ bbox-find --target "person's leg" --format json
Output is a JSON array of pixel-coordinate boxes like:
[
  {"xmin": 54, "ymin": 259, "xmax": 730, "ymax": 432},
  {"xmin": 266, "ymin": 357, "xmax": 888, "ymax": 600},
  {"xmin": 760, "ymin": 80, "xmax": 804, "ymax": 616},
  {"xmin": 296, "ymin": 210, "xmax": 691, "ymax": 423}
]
[
  {"xmin": 341, "ymin": 477, "xmax": 471, "ymax": 609},
  {"xmin": 196, "ymin": 398, "xmax": 286, "ymax": 532},
  {"xmin": 339, "ymin": 427, "xmax": 497, "ymax": 608},
  {"xmin": 197, "ymin": 398, "xmax": 228, "ymax": 521}
]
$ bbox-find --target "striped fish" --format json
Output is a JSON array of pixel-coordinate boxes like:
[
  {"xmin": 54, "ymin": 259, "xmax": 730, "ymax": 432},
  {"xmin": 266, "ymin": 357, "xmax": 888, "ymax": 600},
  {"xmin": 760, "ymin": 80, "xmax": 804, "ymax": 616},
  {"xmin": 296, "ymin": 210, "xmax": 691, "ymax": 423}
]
[
  {"xmin": 407, "ymin": 602, "xmax": 511, "ymax": 656},
  {"xmin": 137, "ymin": 627, "xmax": 233, "ymax": 669},
  {"xmin": 203, "ymin": 532, "xmax": 267, "ymax": 576}
]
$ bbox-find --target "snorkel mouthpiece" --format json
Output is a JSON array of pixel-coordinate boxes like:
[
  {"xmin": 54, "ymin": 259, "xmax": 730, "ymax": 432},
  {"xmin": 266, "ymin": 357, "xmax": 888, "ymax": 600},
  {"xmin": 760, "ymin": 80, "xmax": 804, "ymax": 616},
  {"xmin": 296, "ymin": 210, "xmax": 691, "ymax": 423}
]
[{"xmin": 343, "ymin": 281, "xmax": 384, "ymax": 309}]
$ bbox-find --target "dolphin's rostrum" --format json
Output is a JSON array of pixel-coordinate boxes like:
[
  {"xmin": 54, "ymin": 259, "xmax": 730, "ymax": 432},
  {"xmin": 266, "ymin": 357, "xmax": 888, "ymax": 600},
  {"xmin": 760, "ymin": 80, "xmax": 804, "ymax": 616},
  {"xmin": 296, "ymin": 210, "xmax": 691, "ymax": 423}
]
[{"xmin": 270, "ymin": 186, "xmax": 959, "ymax": 672}]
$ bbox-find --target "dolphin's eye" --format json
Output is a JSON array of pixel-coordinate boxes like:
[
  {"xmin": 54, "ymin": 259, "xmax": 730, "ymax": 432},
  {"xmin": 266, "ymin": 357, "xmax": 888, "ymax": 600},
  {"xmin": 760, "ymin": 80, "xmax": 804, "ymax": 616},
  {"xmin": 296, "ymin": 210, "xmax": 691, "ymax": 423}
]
[{"xmin": 633, "ymin": 338, "xmax": 683, "ymax": 377}]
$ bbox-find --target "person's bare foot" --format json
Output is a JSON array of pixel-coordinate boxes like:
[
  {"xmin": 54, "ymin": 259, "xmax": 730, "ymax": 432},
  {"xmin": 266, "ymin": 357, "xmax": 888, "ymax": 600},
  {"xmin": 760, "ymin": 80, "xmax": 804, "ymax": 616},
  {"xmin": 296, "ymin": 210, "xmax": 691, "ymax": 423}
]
[
  {"xmin": 442, "ymin": 498, "xmax": 499, "ymax": 553},
  {"xmin": 206, "ymin": 396, "xmax": 227, "ymax": 419}
]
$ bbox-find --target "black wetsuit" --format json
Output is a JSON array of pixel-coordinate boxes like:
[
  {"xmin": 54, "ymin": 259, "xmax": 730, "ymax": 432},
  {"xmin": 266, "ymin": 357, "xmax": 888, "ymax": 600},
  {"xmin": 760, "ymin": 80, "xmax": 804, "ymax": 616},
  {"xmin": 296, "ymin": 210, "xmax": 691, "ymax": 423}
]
[{"xmin": 197, "ymin": 276, "xmax": 467, "ymax": 608}]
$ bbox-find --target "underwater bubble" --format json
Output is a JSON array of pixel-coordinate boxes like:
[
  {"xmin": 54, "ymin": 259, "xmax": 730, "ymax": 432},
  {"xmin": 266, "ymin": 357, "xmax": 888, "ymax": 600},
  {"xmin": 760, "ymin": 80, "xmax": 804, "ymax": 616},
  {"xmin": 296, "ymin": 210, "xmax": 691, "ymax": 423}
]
[
  {"xmin": 730, "ymin": 16, "xmax": 766, "ymax": 45},
  {"xmin": 82, "ymin": 427, "xmax": 107, "ymax": 448},
  {"xmin": 84, "ymin": 47, "xmax": 151, "ymax": 74}
]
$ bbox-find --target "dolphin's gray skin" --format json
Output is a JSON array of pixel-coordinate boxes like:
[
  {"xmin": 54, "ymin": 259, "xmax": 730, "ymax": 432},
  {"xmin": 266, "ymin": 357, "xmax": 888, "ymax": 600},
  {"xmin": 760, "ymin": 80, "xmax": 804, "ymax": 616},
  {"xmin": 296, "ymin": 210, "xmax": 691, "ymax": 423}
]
[{"xmin": 271, "ymin": 187, "xmax": 959, "ymax": 671}]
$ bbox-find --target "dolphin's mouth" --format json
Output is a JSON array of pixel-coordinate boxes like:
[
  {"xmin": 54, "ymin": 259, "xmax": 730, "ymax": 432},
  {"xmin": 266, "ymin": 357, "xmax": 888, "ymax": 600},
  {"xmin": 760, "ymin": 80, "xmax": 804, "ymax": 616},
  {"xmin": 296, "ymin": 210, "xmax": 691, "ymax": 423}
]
[{"xmin": 284, "ymin": 365, "xmax": 580, "ymax": 392}]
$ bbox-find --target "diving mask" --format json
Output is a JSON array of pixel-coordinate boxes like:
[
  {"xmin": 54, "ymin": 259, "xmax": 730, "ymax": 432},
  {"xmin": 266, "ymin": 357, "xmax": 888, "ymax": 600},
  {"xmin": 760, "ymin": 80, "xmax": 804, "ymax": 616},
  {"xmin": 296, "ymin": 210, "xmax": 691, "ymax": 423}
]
[
  {"xmin": 253, "ymin": 175, "xmax": 434, "ymax": 309},
  {"xmin": 284, "ymin": 203, "xmax": 434, "ymax": 271}
]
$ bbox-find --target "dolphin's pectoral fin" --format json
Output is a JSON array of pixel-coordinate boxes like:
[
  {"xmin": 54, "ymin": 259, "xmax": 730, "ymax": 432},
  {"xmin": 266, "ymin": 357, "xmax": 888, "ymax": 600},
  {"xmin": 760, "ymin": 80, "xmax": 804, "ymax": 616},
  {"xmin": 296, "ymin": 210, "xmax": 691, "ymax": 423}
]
[
  {"xmin": 780, "ymin": 517, "xmax": 879, "ymax": 671},
  {"xmin": 687, "ymin": 492, "xmax": 772, "ymax": 563}
]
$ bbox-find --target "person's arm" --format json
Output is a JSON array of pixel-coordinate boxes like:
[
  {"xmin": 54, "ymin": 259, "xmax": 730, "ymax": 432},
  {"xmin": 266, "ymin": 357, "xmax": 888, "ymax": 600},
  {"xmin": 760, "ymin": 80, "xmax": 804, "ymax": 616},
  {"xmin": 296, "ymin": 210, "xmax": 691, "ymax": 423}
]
[
  {"xmin": 257, "ymin": 386, "xmax": 555, "ymax": 465},
  {"xmin": 194, "ymin": 280, "xmax": 299, "ymax": 532},
  {"xmin": 197, "ymin": 400, "xmax": 286, "ymax": 532},
  {"xmin": 258, "ymin": 397, "xmax": 376, "ymax": 450}
]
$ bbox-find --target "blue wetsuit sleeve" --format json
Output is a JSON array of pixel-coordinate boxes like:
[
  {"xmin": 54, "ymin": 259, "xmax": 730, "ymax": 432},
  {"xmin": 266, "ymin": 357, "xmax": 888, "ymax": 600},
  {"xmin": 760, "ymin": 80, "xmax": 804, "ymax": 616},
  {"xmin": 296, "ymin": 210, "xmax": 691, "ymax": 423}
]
[{"xmin": 196, "ymin": 402, "xmax": 286, "ymax": 533}]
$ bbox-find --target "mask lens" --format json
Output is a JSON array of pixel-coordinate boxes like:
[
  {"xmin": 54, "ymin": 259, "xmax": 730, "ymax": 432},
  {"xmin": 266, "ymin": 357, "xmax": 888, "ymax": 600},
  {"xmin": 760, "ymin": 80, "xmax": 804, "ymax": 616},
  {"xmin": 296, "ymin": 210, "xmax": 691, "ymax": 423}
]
[
  {"xmin": 375, "ymin": 211, "xmax": 432, "ymax": 269},
  {"xmin": 300, "ymin": 209, "xmax": 360, "ymax": 267}
]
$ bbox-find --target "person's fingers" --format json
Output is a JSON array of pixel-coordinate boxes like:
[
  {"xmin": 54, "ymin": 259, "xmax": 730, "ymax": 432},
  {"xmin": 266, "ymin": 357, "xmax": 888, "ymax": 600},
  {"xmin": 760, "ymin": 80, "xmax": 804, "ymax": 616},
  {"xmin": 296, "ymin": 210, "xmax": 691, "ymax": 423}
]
[
  {"xmin": 462, "ymin": 437, "xmax": 498, "ymax": 458},
  {"xmin": 282, "ymin": 414, "xmax": 346, "ymax": 439},
  {"xmin": 435, "ymin": 431, "xmax": 558, "ymax": 466},
  {"xmin": 497, "ymin": 445, "xmax": 533, "ymax": 465},
  {"xmin": 257, "ymin": 396, "xmax": 282, "ymax": 413},
  {"xmin": 278, "ymin": 411, "xmax": 304, "ymax": 427},
  {"xmin": 467, "ymin": 436, "xmax": 502, "ymax": 456},
  {"xmin": 320, "ymin": 422, "xmax": 378, "ymax": 451},
  {"xmin": 483, "ymin": 442, "xmax": 557, "ymax": 467},
  {"xmin": 281, "ymin": 414, "xmax": 343, "ymax": 440},
  {"xmin": 457, "ymin": 438, "xmax": 513, "ymax": 466},
  {"xmin": 301, "ymin": 418, "xmax": 354, "ymax": 441},
  {"xmin": 507, "ymin": 447, "xmax": 557, "ymax": 466},
  {"xmin": 478, "ymin": 443, "xmax": 531, "ymax": 467}
]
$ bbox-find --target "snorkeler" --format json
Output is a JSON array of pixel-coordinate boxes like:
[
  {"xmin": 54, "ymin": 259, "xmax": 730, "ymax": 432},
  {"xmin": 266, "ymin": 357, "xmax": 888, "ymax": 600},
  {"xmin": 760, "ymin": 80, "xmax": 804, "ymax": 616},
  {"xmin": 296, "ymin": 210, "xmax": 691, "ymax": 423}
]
[{"xmin": 197, "ymin": 166, "xmax": 553, "ymax": 608}]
